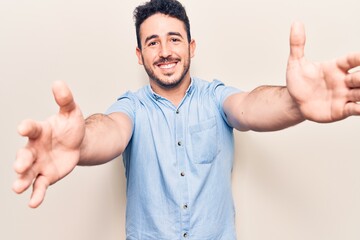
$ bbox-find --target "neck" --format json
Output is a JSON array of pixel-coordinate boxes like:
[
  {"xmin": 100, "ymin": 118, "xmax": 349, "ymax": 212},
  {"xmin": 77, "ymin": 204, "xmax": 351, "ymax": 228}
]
[{"xmin": 150, "ymin": 76, "xmax": 191, "ymax": 106}]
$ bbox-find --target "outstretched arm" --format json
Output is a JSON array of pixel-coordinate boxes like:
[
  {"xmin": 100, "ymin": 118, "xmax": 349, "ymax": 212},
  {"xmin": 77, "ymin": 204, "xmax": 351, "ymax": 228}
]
[
  {"xmin": 224, "ymin": 85, "xmax": 304, "ymax": 131},
  {"xmin": 13, "ymin": 81, "xmax": 132, "ymax": 208},
  {"xmin": 224, "ymin": 22, "xmax": 360, "ymax": 131},
  {"xmin": 79, "ymin": 112, "xmax": 132, "ymax": 166}
]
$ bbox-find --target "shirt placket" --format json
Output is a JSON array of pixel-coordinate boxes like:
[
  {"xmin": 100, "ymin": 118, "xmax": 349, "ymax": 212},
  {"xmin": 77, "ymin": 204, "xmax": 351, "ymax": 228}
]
[{"xmin": 175, "ymin": 106, "xmax": 190, "ymax": 239}]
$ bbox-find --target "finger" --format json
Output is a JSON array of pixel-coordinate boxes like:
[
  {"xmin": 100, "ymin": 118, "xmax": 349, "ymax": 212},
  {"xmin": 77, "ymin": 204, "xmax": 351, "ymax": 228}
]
[
  {"xmin": 52, "ymin": 81, "xmax": 76, "ymax": 114},
  {"xmin": 17, "ymin": 119, "xmax": 43, "ymax": 139},
  {"xmin": 14, "ymin": 148, "xmax": 37, "ymax": 174},
  {"xmin": 345, "ymin": 71, "xmax": 360, "ymax": 88},
  {"xmin": 337, "ymin": 53, "xmax": 360, "ymax": 72},
  {"xmin": 289, "ymin": 21, "xmax": 306, "ymax": 60},
  {"xmin": 29, "ymin": 175, "xmax": 50, "ymax": 208},
  {"xmin": 12, "ymin": 168, "xmax": 37, "ymax": 194},
  {"xmin": 346, "ymin": 88, "xmax": 360, "ymax": 102},
  {"xmin": 344, "ymin": 102, "xmax": 360, "ymax": 117}
]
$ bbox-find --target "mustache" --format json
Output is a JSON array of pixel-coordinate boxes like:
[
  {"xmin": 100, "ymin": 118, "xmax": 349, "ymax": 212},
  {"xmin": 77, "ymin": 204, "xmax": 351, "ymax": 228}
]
[{"xmin": 154, "ymin": 57, "xmax": 180, "ymax": 65}]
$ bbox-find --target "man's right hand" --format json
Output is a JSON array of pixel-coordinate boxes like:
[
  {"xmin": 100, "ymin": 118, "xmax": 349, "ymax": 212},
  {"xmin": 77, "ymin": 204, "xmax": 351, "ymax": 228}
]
[{"xmin": 12, "ymin": 81, "xmax": 85, "ymax": 208}]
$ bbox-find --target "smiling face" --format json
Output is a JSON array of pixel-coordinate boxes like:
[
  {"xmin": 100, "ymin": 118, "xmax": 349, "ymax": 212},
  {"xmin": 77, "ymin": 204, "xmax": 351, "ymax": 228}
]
[{"xmin": 136, "ymin": 13, "xmax": 196, "ymax": 92}]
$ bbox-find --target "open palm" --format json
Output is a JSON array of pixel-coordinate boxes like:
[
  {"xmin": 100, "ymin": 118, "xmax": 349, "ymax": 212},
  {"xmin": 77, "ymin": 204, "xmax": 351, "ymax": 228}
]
[
  {"xmin": 13, "ymin": 81, "xmax": 85, "ymax": 208},
  {"xmin": 286, "ymin": 22, "xmax": 360, "ymax": 122}
]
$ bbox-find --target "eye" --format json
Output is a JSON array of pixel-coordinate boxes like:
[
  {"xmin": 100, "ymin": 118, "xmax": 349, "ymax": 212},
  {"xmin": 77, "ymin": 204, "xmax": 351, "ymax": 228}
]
[
  {"xmin": 170, "ymin": 38, "xmax": 181, "ymax": 43},
  {"xmin": 148, "ymin": 41, "xmax": 158, "ymax": 47}
]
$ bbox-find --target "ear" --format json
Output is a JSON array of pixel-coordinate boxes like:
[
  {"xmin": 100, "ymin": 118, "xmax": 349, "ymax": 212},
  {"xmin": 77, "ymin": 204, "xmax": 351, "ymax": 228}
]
[
  {"xmin": 189, "ymin": 39, "xmax": 196, "ymax": 58},
  {"xmin": 136, "ymin": 47, "xmax": 143, "ymax": 65}
]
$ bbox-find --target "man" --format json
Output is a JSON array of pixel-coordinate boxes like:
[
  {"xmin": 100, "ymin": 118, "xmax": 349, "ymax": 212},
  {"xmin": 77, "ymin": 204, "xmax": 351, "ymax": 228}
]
[{"xmin": 12, "ymin": 0, "xmax": 360, "ymax": 239}]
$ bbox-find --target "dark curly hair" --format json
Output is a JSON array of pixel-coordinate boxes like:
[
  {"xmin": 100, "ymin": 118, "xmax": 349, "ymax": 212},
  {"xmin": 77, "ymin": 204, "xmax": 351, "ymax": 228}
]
[{"xmin": 133, "ymin": 0, "xmax": 191, "ymax": 49}]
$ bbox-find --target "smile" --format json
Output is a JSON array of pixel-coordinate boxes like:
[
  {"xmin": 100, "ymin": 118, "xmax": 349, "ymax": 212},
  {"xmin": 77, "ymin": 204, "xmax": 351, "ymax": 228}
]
[{"xmin": 158, "ymin": 63, "xmax": 177, "ymax": 69}]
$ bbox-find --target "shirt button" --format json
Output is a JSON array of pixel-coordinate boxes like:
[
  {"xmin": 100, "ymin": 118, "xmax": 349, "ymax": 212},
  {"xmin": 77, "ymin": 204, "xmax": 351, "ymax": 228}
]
[
  {"xmin": 176, "ymin": 109, "xmax": 180, "ymax": 114},
  {"xmin": 180, "ymin": 172, "xmax": 185, "ymax": 177},
  {"xmin": 183, "ymin": 232, "xmax": 188, "ymax": 238},
  {"xmin": 177, "ymin": 141, "xmax": 182, "ymax": 146},
  {"xmin": 183, "ymin": 204, "xmax": 188, "ymax": 209}
]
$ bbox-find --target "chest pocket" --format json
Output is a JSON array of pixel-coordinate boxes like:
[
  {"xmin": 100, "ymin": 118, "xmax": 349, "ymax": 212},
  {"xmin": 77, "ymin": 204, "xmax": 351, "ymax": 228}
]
[{"xmin": 189, "ymin": 117, "xmax": 219, "ymax": 164}]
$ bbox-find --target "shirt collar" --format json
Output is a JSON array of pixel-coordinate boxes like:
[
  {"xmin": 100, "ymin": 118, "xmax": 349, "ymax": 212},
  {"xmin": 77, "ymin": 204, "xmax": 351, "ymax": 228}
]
[
  {"xmin": 148, "ymin": 77, "xmax": 194, "ymax": 101},
  {"xmin": 186, "ymin": 78, "xmax": 194, "ymax": 95}
]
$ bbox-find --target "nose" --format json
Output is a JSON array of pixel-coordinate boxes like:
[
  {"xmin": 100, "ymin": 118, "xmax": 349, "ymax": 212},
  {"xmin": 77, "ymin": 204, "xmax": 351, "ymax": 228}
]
[{"xmin": 158, "ymin": 42, "xmax": 172, "ymax": 58}]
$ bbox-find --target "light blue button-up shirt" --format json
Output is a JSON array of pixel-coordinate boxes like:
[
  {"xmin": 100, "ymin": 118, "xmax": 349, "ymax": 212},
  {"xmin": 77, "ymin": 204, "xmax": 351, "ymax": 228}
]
[{"xmin": 107, "ymin": 77, "xmax": 240, "ymax": 240}]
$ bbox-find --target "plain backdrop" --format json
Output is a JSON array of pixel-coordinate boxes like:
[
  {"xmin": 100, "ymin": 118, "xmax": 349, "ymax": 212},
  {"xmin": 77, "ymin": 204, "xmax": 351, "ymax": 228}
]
[{"xmin": 1, "ymin": 0, "xmax": 360, "ymax": 239}]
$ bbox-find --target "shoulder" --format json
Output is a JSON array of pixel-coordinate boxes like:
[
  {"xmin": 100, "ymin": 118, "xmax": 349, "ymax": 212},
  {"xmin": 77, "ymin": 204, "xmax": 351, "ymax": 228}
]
[
  {"xmin": 192, "ymin": 77, "xmax": 222, "ymax": 89},
  {"xmin": 192, "ymin": 77, "xmax": 240, "ymax": 101},
  {"xmin": 106, "ymin": 86, "xmax": 150, "ymax": 118}
]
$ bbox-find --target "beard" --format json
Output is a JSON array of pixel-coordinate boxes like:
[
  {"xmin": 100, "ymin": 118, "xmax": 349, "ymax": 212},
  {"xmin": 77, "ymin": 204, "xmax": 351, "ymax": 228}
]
[{"xmin": 142, "ymin": 52, "xmax": 191, "ymax": 89}]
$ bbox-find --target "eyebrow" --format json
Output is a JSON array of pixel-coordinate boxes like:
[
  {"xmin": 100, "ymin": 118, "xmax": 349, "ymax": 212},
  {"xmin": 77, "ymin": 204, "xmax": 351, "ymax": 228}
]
[
  {"xmin": 168, "ymin": 32, "xmax": 183, "ymax": 38},
  {"xmin": 144, "ymin": 32, "xmax": 184, "ymax": 45}
]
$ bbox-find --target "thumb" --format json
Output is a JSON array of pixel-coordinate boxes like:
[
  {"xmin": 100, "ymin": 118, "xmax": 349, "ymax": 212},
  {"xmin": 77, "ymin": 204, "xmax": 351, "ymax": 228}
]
[
  {"xmin": 52, "ymin": 81, "xmax": 76, "ymax": 114},
  {"xmin": 289, "ymin": 21, "xmax": 306, "ymax": 60}
]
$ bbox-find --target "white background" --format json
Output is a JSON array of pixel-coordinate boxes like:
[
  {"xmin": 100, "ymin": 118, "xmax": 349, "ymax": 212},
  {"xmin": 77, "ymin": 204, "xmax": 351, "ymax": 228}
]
[{"xmin": 1, "ymin": 0, "xmax": 360, "ymax": 239}]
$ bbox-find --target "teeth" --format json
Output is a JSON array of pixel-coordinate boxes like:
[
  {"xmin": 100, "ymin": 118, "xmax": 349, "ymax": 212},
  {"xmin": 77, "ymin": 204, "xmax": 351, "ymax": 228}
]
[{"xmin": 159, "ymin": 63, "xmax": 176, "ymax": 69}]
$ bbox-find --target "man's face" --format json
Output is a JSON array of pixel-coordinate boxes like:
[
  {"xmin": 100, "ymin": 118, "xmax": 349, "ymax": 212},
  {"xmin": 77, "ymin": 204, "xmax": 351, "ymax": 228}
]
[{"xmin": 136, "ymin": 13, "xmax": 196, "ymax": 90}]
